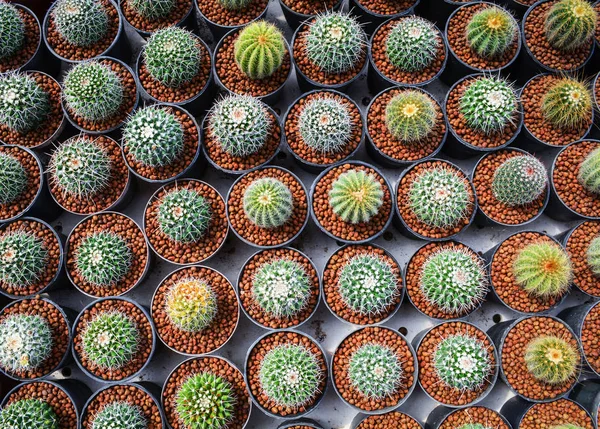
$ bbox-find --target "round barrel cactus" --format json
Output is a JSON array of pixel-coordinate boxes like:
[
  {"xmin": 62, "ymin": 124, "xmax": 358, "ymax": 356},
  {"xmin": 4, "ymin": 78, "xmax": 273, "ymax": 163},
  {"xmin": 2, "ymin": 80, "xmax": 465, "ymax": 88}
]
[
  {"xmin": 578, "ymin": 147, "xmax": 600, "ymax": 194},
  {"xmin": 386, "ymin": 17, "xmax": 440, "ymax": 73},
  {"xmin": 524, "ymin": 335, "xmax": 579, "ymax": 384},
  {"xmin": 0, "ymin": 230, "xmax": 48, "ymax": 289},
  {"xmin": 243, "ymin": 177, "xmax": 294, "ymax": 229},
  {"xmin": 234, "ymin": 21, "xmax": 286, "ymax": 80},
  {"xmin": 541, "ymin": 77, "xmax": 592, "ymax": 130},
  {"xmin": 298, "ymin": 96, "xmax": 352, "ymax": 154},
  {"xmin": 52, "ymin": 0, "xmax": 109, "ymax": 47},
  {"xmin": 348, "ymin": 343, "xmax": 403, "ymax": 399},
  {"xmin": 545, "ymin": 0, "xmax": 597, "ymax": 51},
  {"xmin": 466, "ymin": 6, "xmax": 517, "ymax": 58},
  {"xmin": 0, "ymin": 2, "xmax": 25, "ymax": 59},
  {"xmin": 0, "ymin": 314, "xmax": 53, "ymax": 372},
  {"xmin": 0, "ymin": 73, "xmax": 50, "ymax": 134},
  {"xmin": 329, "ymin": 169, "xmax": 384, "ymax": 224},
  {"xmin": 129, "ymin": 0, "xmax": 175, "ymax": 20},
  {"xmin": 0, "ymin": 399, "xmax": 58, "ymax": 429},
  {"xmin": 492, "ymin": 155, "xmax": 547, "ymax": 206},
  {"xmin": 385, "ymin": 90, "xmax": 437, "ymax": 143}
]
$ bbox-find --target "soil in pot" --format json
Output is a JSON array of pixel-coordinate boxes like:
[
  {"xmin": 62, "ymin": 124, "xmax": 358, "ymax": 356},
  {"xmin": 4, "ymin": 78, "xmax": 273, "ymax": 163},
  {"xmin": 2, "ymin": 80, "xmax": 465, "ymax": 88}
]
[
  {"xmin": 152, "ymin": 266, "xmax": 238, "ymax": 355},
  {"xmin": 580, "ymin": 302, "xmax": 600, "ymax": 374},
  {"xmin": 0, "ymin": 4, "xmax": 40, "ymax": 73},
  {"xmin": 566, "ymin": 221, "xmax": 600, "ymax": 296},
  {"xmin": 439, "ymin": 407, "xmax": 510, "ymax": 429},
  {"xmin": 196, "ymin": 0, "xmax": 268, "ymax": 27},
  {"xmin": 238, "ymin": 247, "xmax": 319, "ymax": 329},
  {"xmin": 356, "ymin": 411, "xmax": 421, "ymax": 429},
  {"xmin": 121, "ymin": 0, "xmax": 192, "ymax": 33},
  {"xmin": 0, "ymin": 145, "xmax": 41, "ymax": 222},
  {"xmin": 280, "ymin": 0, "xmax": 337, "ymax": 15},
  {"xmin": 323, "ymin": 244, "xmax": 402, "ymax": 325},
  {"xmin": 519, "ymin": 398, "xmax": 594, "ymax": 429},
  {"xmin": 66, "ymin": 212, "xmax": 148, "ymax": 297},
  {"xmin": 354, "ymin": 0, "xmax": 416, "ymax": 16}
]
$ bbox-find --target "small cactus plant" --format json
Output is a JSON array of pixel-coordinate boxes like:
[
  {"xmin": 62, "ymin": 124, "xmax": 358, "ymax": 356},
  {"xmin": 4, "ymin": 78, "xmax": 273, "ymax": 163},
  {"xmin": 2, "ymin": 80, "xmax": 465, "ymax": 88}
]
[
  {"xmin": 492, "ymin": 155, "xmax": 548, "ymax": 206},
  {"xmin": 157, "ymin": 188, "xmax": 212, "ymax": 244},
  {"xmin": 218, "ymin": 0, "xmax": 252, "ymax": 9},
  {"xmin": 551, "ymin": 425, "xmax": 585, "ymax": 429},
  {"xmin": 0, "ymin": 314, "xmax": 53, "ymax": 372},
  {"xmin": 0, "ymin": 230, "xmax": 48, "ymax": 289},
  {"xmin": 0, "ymin": 152, "xmax": 27, "ymax": 205},
  {"xmin": 348, "ymin": 343, "xmax": 403, "ymax": 399},
  {"xmin": 165, "ymin": 278, "xmax": 217, "ymax": 332},
  {"xmin": 541, "ymin": 77, "xmax": 592, "ymax": 130},
  {"xmin": 386, "ymin": 17, "xmax": 440, "ymax": 73},
  {"xmin": 524, "ymin": 335, "xmax": 579, "ymax": 384},
  {"xmin": 586, "ymin": 235, "xmax": 600, "ymax": 276},
  {"xmin": 0, "ymin": 73, "xmax": 51, "ymax": 134},
  {"xmin": 74, "ymin": 231, "xmax": 132, "ymax": 287},
  {"xmin": 252, "ymin": 258, "xmax": 312, "ymax": 318},
  {"xmin": 578, "ymin": 147, "xmax": 600, "ymax": 194},
  {"xmin": 175, "ymin": 372, "xmax": 236, "ymax": 429},
  {"xmin": 513, "ymin": 241, "xmax": 572, "ymax": 299},
  {"xmin": 259, "ymin": 343, "xmax": 323, "ymax": 408},
  {"xmin": 243, "ymin": 177, "xmax": 294, "ymax": 228},
  {"xmin": 63, "ymin": 61, "xmax": 124, "ymax": 122},
  {"xmin": 458, "ymin": 425, "xmax": 493, "ymax": 429},
  {"xmin": 208, "ymin": 94, "xmax": 270, "ymax": 158},
  {"xmin": 408, "ymin": 166, "xmax": 471, "ymax": 229},
  {"xmin": 306, "ymin": 12, "xmax": 366, "ymax": 74},
  {"xmin": 0, "ymin": 2, "xmax": 25, "ymax": 60},
  {"xmin": 144, "ymin": 27, "xmax": 201, "ymax": 88},
  {"xmin": 420, "ymin": 247, "xmax": 487, "ymax": 315},
  {"xmin": 433, "ymin": 334, "xmax": 491, "ymax": 390},
  {"xmin": 298, "ymin": 96, "xmax": 352, "ymax": 154},
  {"xmin": 385, "ymin": 90, "xmax": 437, "ymax": 143},
  {"xmin": 52, "ymin": 0, "xmax": 109, "ymax": 47},
  {"xmin": 544, "ymin": 0, "xmax": 597, "ymax": 51},
  {"xmin": 91, "ymin": 402, "xmax": 145, "ymax": 429},
  {"xmin": 466, "ymin": 6, "xmax": 517, "ymax": 59},
  {"xmin": 329, "ymin": 169, "xmax": 384, "ymax": 224},
  {"xmin": 129, "ymin": 0, "xmax": 175, "ymax": 20},
  {"xmin": 0, "ymin": 399, "xmax": 58, "ymax": 429},
  {"xmin": 234, "ymin": 21, "xmax": 286, "ymax": 80},
  {"xmin": 459, "ymin": 76, "xmax": 517, "ymax": 134}
]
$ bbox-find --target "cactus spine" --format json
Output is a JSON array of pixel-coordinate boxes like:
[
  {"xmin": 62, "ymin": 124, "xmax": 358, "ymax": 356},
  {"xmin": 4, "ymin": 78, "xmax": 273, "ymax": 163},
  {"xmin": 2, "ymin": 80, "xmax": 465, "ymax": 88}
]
[
  {"xmin": 492, "ymin": 155, "xmax": 548, "ymax": 206},
  {"xmin": 433, "ymin": 334, "xmax": 491, "ymax": 390},
  {"xmin": 329, "ymin": 169, "xmax": 384, "ymax": 224},
  {"xmin": 386, "ymin": 17, "xmax": 440, "ymax": 72},
  {"xmin": 0, "ymin": 314, "xmax": 53, "ymax": 372},
  {"xmin": 74, "ymin": 231, "xmax": 132, "ymax": 287},
  {"xmin": 157, "ymin": 188, "xmax": 212, "ymax": 244},
  {"xmin": 348, "ymin": 343, "xmax": 403, "ymax": 399},
  {"xmin": 524, "ymin": 335, "xmax": 579, "ymax": 384},
  {"xmin": 165, "ymin": 278, "xmax": 217, "ymax": 332},
  {"xmin": 298, "ymin": 96, "xmax": 353, "ymax": 153},
  {"xmin": 243, "ymin": 177, "xmax": 294, "ymax": 229},
  {"xmin": 52, "ymin": 0, "xmax": 109, "ymax": 47},
  {"xmin": 385, "ymin": 90, "xmax": 437, "ymax": 143},
  {"xmin": 234, "ymin": 21, "xmax": 286, "ymax": 80}
]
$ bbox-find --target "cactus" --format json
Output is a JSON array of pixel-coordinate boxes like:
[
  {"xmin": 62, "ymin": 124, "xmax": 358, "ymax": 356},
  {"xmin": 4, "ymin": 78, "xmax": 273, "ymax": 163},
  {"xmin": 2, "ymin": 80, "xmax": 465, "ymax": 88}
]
[
  {"xmin": 433, "ymin": 334, "xmax": 491, "ymax": 390},
  {"xmin": 157, "ymin": 189, "xmax": 212, "ymax": 244},
  {"xmin": 459, "ymin": 76, "xmax": 517, "ymax": 134},
  {"xmin": 420, "ymin": 247, "xmax": 487, "ymax": 315},
  {"xmin": 385, "ymin": 90, "xmax": 437, "ymax": 143},
  {"xmin": 0, "ymin": 73, "xmax": 51, "ymax": 134},
  {"xmin": 243, "ymin": 177, "xmax": 294, "ymax": 229},
  {"xmin": 0, "ymin": 152, "xmax": 27, "ymax": 205},
  {"xmin": 408, "ymin": 166, "xmax": 471, "ymax": 229},
  {"xmin": 458, "ymin": 425, "xmax": 493, "ymax": 429},
  {"xmin": 165, "ymin": 278, "xmax": 218, "ymax": 332},
  {"xmin": 513, "ymin": 241, "xmax": 572, "ymax": 299},
  {"xmin": 144, "ymin": 27, "xmax": 201, "ymax": 88},
  {"xmin": 74, "ymin": 231, "xmax": 132, "ymax": 287},
  {"xmin": 306, "ymin": 12, "xmax": 366, "ymax": 74},
  {"xmin": 252, "ymin": 258, "xmax": 312, "ymax": 318},
  {"xmin": 0, "ymin": 399, "xmax": 58, "ymax": 429},
  {"xmin": 81, "ymin": 311, "xmax": 139, "ymax": 370},
  {"xmin": 259, "ymin": 343, "xmax": 322, "ymax": 408},
  {"xmin": 338, "ymin": 253, "xmax": 399, "ymax": 316},
  {"xmin": 492, "ymin": 155, "xmax": 548, "ymax": 206},
  {"xmin": 63, "ymin": 61, "xmax": 124, "ymax": 122},
  {"xmin": 0, "ymin": 2, "xmax": 25, "ymax": 60},
  {"xmin": 0, "ymin": 231, "xmax": 48, "ymax": 289},
  {"xmin": 466, "ymin": 6, "xmax": 517, "ymax": 58},
  {"xmin": 208, "ymin": 94, "xmax": 270, "ymax": 158},
  {"xmin": 578, "ymin": 147, "xmax": 600, "ymax": 194},
  {"xmin": 129, "ymin": 0, "xmax": 175, "ymax": 20},
  {"xmin": 545, "ymin": 0, "xmax": 597, "ymax": 51},
  {"xmin": 52, "ymin": 0, "xmax": 109, "ymax": 47},
  {"xmin": 0, "ymin": 314, "xmax": 53, "ymax": 372},
  {"xmin": 551, "ymin": 426, "xmax": 585, "ymax": 429},
  {"xmin": 175, "ymin": 372, "xmax": 236, "ymax": 429},
  {"xmin": 541, "ymin": 77, "xmax": 592, "ymax": 130},
  {"xmin": 348, "ymin": 343, "xmax": 403, "ymax": 399},
  {"xmin": 386, "ymin": 17, "xmax": 440, "ymax": 73},
  {"xmin": 123, "ymin": 106, "xmax": 184, "ymax": 168},
  {"xmin": 524, "ymin": 335, "xmax": 579, "ymax": 384},
  {"xmin": 91, "ymin": 402, "xmax": 145, "ymax": 429},
  {"xmin": 49, "ymin": 136, "xmax": 111, "ymax": 199},
  {"xmin": 234, "ymin": 21, "xmax": 286, "ymax": 80},
  {"xmin": 587, "ymin": 235, "xmax": 600, "ymax": 276},
  {"xmin": 298, "ymin": 96, "xmax": 352, "ymax": 153},
  {"xmin": 329, "ymin": 169, "xmax": 384, "ymax": 224},
  {"xmin": 219, "ymin": 0, "xmax": 252, "ymax": 8}
]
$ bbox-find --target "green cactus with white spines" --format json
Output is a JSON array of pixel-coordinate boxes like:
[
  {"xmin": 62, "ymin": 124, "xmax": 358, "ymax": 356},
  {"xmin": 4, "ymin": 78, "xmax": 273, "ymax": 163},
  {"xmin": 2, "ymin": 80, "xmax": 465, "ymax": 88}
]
[
  {"xmin": 385, "ymin": 90, "xmax": 437, "ymax": 143},
  {"xmin": 492, "ymin": 155, "xmax": 548, "ymax": 206},
  {"xmin": 541, "ymin": 77, "xmax": 592, "ymax": 130},
  {"xmin": 234, "ymin": 21, "xmax": 286, "ymax": 80},
  {"xmin": 386, "ymin": 17, "xmax": 440, "ymax": 73},
  {"xmin": 306, "ymin": 12, "xmax": 366, "ymax": 74},
  {"xmin": 49, "ymin": 136, "xmax": 112, "ymax": 199},
  {"xmin": 578, "ymin": 147, "xmax": 600, "ymax": 194},
  {"xmin": 75, "ymin": 231, "xmax": 132, "ymax": 287},
  {"xmin": 420, "ymin": 247, "xmax": 487, "ymax": 315},
  {"xmin": 208, "ymin": 94, "xmax": 270, "ymax": 158},
  {"xmin": 129, "ymin": 0, "xmax": 175, "ymax": 20},
  {"xmin": 165, "ymin": 278, "xmax": 218, "ymax": 332},
  {"xmin": 91, "ymin": 402, "xmax": 146, "ymax": 429},
  {"xmin": 348, "ymin": 343, "xmax": 403, "ymax": 399},
  {"xmin": 408, "ymin": 166, "xmax": 471, "ymax": 229},
  {"xmin": 81, "ymin": 310, "xmax": 139, "ymax": 370},
  {"xmin": 0, "ymin": 2, "xmax": 25, "ymax": 60},
  {"xmin": 459, "ymin": 76, "xmax": 517, "ymax": 135},
  {"xmin": 63, "ymin": 61, "xmax": 124, "ymax": 122},
  {"xmin": 587, "ymin": 236, "xmax": 600, "ymax": 276},
  {"xmin": 329, "ymin": 169, "xmax": 384, "ymax": 224},
  {"xmin": 545, "ymin": 0, "xmax": 597, "ymax": 51},
  {"xmin": 0, "ymin": 73, "xmax": 51, "ymax": 134},
  {"xmin": 338, "ymin": 253, "xmax": 399, "ymax": 316},
  {"xmin": 219, "ymin": 0, "xmax": 252, "ymax": 8},
  {"xmin": 0, "ymin": 314, "xmax": 53, "ymax": 372},
  {"xmin": 176, "ymin": 372, "xmax": 236, "ymax": 429},
  {"xmin": 243, "ymin": 177, "xmax": 294, "ymax": 228},
  {"xmin": 259, "ymin": 343, "xmax": 323, "ymax": 408},
  {"xmin": 157, "ymin": 189, "xmax": 212, "ymax": 244},
  {"xmin": 551, "ymin": 425, "xmax": 585, "ymax": 429},
  {"xmin": 0, "ymin": 152, "xmax": 27, "ymax": 205},
  {"xmin": 52, "ymin": 0, "xmax": 109, "ymax": 47},
  {"xmin": 433, "ymin": 334, "xmax": 492, "ymax": 391},
  {"xmin": 298, "ymin": 96, "xmax": 352, "ymax": 154},
  {"xmin": 0, "ymin": 399, "xmax": 58, "ymax": 429},
  {"xmin": 458, "ymin": 425, "xmax": 493, "ymax": 429},
  {"xmin": 513, "ymin": 241, "xmax": 572, "ymax": 299},
  {"xmin": 466, "ymin": 6, "xmax": 517, "ymax": 59},
  {"xmin": 144, "ymin": 27, "xmax": 201, "ymax": 88},
  {"xmin": 0, "ymin": 230, "xmax": 48, "ymax": 289},
  {"xmin": 252, "ymin": 258, "xmax": 312, "ymax": 318},
  {"xmin": 524, "ymin": 335, "xmax": 579, "ymax": 384}
]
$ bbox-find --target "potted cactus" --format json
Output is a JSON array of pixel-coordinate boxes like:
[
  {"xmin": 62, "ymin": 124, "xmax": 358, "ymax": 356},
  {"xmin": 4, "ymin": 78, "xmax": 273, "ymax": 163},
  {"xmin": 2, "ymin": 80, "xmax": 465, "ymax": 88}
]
[
  {"xmin": 501, "ymin": 397, "xmax": 594, "ymax": 429},
  {"xmin": 322, "ymin": 244, "xmax": 403, "ymax": 326},
  {"xmin": 194, "ymin": 0, "xmax": 269, "ymax": 42},
  {"xmin": 563, "ymin": 220, "xmax": 600, "ymax": 297},
  {"xmin": 151, "ymin": 265, "xmax": 239, "ymax": 355},
  {"xmin": 349, "ymin": 0, "xmax": 418, "ymax": 36},
  {"xmin": 237, "ymin": 247, "xmax": 320, "ymax": 329},
  {"xmin": 351, "ymin": 411, "xmax": 422, "ymax": 429},
  {"xmin": 559, "ymin": 301, "xmax": 600, "ymax": 377},
  {"xmin": 427, "ymin": 406, "xmax": 511, "ymax": 429},
  {"xmin": 0, "ymin": 2, "xmax": 43, "ymax": 73},
  {"xmin": 119, "ymin": 0, "xmax": 194, "ymax": 35},
  {"xmin": 202, "ymin": 94, "xmax": 281, "ymax": 174},
  {"xmin": 278, "ymin": 0, "xmax": 342, "ymax": 29}
]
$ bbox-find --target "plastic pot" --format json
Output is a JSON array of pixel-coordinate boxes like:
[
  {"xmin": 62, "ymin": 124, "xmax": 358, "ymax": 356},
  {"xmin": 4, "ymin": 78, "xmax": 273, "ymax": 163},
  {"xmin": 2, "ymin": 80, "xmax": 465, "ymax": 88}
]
[
  {"xmin": 349, "ymin": 0, "xmax": 420, "ymax": 36},
  {"xmin": 350, "ymin": 412, "xmax": 423, "ymax": 429},
  {"xmin": 426, "ymin": 405, "xmax": 513, "ymax": 429},
  {"xmin": 279, "ymin": 0, "xmax": 343, "ymax": 29},
  {"xmin": 570, "ymin": 380, "xmax": 600, "ymax": 427},
  {"xmin": 561, "ymin": 221, "xmax": 600, "ymax": 298},
  {"xmin": 501, "ymin": 395, "xmax": 594, "ymax": 429},
  {"xmin": 415, "ymin": 0, "xmax": 465, "ymax": 28},
  {"xmin": 558, "ymin": 302, "xmax": 600, "ymax": 376},
  {"xmin": 278, "ymin": 419, "xmax": 323, "ymax": 429},
  {"xmin": 118, "ymin": 0, "xmax": 195, "ymax": 37}
]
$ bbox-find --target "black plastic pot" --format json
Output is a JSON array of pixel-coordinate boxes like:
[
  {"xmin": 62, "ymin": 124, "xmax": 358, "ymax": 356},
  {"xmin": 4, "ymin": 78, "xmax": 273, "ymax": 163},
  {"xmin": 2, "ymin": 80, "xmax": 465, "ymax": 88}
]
[
  {"xmin": 118, "ymin": 0, "xmax": 195, "ymax": 37},
  {"xmin": 501, "ymin": 395, "xmax": 594, "ymax": 429},
  {"xmin": 426, "ymin": 405, "xmax": 512, "ymax": 429},
  {"xmin": 279, "ymin": 0, "xmax": 343, "ymax": 30},
  {"xmin": 350, "ymin": 412, "xmax": 423, "ymax": 429},
  {"xmin": 278, "ymin": 419, "xmax": 323, "ymax": 429},
  {"xmin": 349, "ymin": 0, "xmax": 420, "ymax": 36},
  {"xmin": 561, "ymin": 221, "xmax": 600, "ymax": 298},
  {"xmin": 558, "ymin": 302, "xmax": 600, "ymax": 376},
  {"xmin": 570, "ymin": 380, "xmax": 600, "ymax": 427},
  {"xmin": 505, "ymin": 0, "xmax": 531, "ymax": 18},
  {"xmin": 193, "ymin": 0, "xmax": 268, "ymax": 44},
  {"xmin": 415, "ymin": 0, "xmax": 464, "ymax": 28}
]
